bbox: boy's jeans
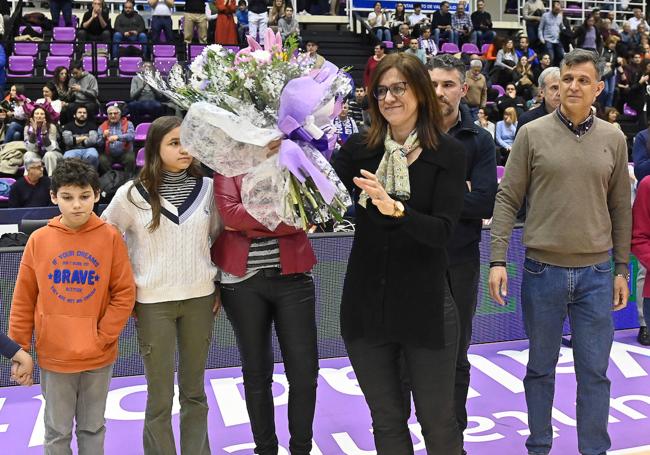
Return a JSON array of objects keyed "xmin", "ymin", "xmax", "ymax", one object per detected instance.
[
  {"xmin": 521, "ymin": 258, "xmax": 614, "ymax": 455},
  {"xmin": 41, "ymin": 364, "xmax": 114, "ymax": 455}
]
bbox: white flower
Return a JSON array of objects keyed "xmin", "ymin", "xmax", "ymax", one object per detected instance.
[
  {"xmin": 250, "ymin": 50, "xmax": 272, "ymax": 65},
  {"xmin": 206, "ymin": 44, "xmax": 226, "ymax": 56}
]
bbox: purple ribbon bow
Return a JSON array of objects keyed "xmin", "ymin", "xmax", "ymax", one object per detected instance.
[{"xmin": 278, "ymin": 140, "xmax": 336, "ymax": 204}]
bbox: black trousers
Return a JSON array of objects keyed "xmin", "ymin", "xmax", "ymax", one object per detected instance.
[
  {"xmin": 346, "ymin": 286, "xmax": 462, "ymax": 455},
  {"xmin": 447, "ymin": 258, "xmax": 481, "ymax": 440},
  {"xmin": 220, "ymin": 271, "xmax": 319, "ymax": 455}
]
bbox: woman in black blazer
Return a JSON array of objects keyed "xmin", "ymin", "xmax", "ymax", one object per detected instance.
[{"xmin": 332, "ymin": 52, "xmax": 466, "ymax": 454}]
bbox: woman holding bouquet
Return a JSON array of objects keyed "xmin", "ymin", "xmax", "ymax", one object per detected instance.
[
  {"xmin": 332, "ymin": 53, "xmax": 466, "ymax": 454},
  {"xmin": 212, "ymin": 163, "xmax": 319, "ymax": 455}
]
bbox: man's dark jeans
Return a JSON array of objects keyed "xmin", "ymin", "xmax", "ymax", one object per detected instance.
[{"xmin": 522, "ymin": 258, "xmax": 614, "ymax": 455}]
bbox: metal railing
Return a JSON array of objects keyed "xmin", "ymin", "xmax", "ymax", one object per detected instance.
[{"xmin": 517, "ymin": 0, "xmax": 647, "ymax": 26}]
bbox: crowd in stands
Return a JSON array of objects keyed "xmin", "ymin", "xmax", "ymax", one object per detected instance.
[
  {"xmin": 360, "ymin": 0, "xmax": 650, "ymax": 165},
  {"xmin": 3, "ymin": 0, "xmax": 650, "ymax": 209},
  {"xmin": 15, "ymin": 0, "xmax": 305, "ymax": 52},
  {"xmin": 0, "ymin": 53, "xmax": 153, "ymax": 207}
]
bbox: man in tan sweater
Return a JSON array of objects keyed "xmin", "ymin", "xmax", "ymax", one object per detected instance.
[{"xmin": 488, "ymin": 49, "xmax": 631, "ymax": 455}]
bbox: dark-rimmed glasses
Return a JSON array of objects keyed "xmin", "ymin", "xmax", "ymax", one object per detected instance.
[{"xmin": 373, "ymin": 81, "xmax": 408, "ymax": 100}]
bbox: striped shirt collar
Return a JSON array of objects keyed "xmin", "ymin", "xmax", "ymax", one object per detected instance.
[
  {"xmin": 555, "ymin": 107, "xmax": 595, "ymax": 138},
  {"xmin": 161, "ymin": 169, "xmax": 189, "ymax": 184}
]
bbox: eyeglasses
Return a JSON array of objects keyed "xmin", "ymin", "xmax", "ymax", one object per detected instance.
[{"xmin": 373, "ymin": 81, "xmax": 408, "ymax": 100}]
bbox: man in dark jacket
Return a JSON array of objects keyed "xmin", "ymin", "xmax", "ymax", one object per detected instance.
[
  {"xmin": 112, "ymin": 0, "xmax": 147, "ymax": 58},
  {"xmin": 78, "ymin": 0, "xmax": 111, "ymax": 43},
  {"xmin": 8, "ymin": 156, "xmax": 52, "ymax": 208},
  {"xmin": 427, "ymin": 54, "xmax": 497, "ymax": 455}
]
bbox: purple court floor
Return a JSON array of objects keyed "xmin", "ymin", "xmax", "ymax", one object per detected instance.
[{"xmin": 1, "ymin": 329, "xmax": 649, "ymax": 454}]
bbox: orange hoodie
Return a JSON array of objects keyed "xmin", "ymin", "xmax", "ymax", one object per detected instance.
[{"xmin": 9, "ymin": 213, "xmax": 136, "ymax": 373}]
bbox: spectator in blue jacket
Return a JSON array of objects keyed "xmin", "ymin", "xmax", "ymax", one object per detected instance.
[
  {"xmin": 0, "ymin": 44, "xmax": 6, "ymax": 96},
  {"xmin": 633, "ymin": 128, "xmax": 650, "ymax": 184},
  {"xmin": 1, "ymin": 332, "xmax": 34, "ymax": 386},
  {"xmin": 496, "ymin": 106, "xmax": 517, "ymax": 164}
]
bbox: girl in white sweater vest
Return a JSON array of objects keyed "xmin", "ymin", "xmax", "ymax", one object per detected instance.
[{"xmin": 102, "ymin": 116, "xmax": 221, "ymax": 455}]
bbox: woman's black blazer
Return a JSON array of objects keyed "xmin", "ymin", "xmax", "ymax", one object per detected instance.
[{"xmin": 332, "ymin": 132, "xmax": 467, "ymax": 350}]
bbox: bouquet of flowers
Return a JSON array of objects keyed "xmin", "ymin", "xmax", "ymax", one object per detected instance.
[{"xmin": 139, "ymin": 30, "xmax": 352, "ymax": 230}]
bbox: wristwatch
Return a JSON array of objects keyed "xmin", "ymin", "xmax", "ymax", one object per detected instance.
[{"xmin": 391, "ymin": 200, "xmax": 405, "ymax": 218}]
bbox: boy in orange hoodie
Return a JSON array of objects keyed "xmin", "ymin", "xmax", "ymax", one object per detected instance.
[{"xmin": 9, "ymin": 158, "xmax": 136, "ymax": 454}]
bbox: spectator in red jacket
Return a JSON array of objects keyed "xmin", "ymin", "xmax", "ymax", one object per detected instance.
[{"xmin": 363, "ymin": 42, "xmax": 387, "ymax": 90}]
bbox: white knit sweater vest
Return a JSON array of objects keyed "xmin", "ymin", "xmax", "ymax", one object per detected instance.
[{"xmin": 101, "ymin": 177, "xmax": 221, "ymax": 303}]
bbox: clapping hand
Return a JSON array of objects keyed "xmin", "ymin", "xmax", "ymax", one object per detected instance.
[{"xmin": 353, "ymin": 169, "xmax": 395, "ymax": 215}]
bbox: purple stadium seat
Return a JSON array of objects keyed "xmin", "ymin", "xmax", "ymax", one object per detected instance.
[
  {"xmin": 382, "ymin": 40, "xmax": 393, "ymax": 49},
  {"xmin": 13, "ymin": 42, "xmax": 39, "ymax": 56},
  {"xmin": 461, "ymin": 43, "xmax": 480, "ymax": 55},
  {"xmin": 153, "ymin": 44, "xmax": 176, "ymax": 57},
  {"xmin": 440, "ymin": 42, "xmax": 460, "ymax": 54},
  {"xmin": 154, "ymin": 57, "xmax": 178, "ymax": 75},
  {"xmin": 45, "ymin": 56, "xmax": 72, "ymax": 76},
  {"xmin": 53, "ymin": 27, "xmax": 76, "ymax": 42},
  {"xmin": 188, "ymin": 44, "xmax": 207, "ymax": 60},
  {"xmin": 83, "ymin": 56, "xmax": 109, "ymax": 77},
  {"xmin": 134, "ymin": 123, "xmax": 151, "ymax": 142},
  {"xmin": 480, "ymin": 43, "xmax": 491, "ymax": 54},
  {"xmin": 492, "ymin": 84, "xmax": 506, "ymax": 97},
  {"xmin": 120, "ymin": 43, "xmax": 143, "ymax": 52},
  {"xmin": 624, "ymin": 103, "xmax": 638, "ymax": 117},
  {"xmin": 84, "ymin": 43, "xmax": 109, "ymax": 55},
  {"xmin": 19, "ymin": 25, "xmax": 42, "ymax": 35},
  {"xmin": 0, "ymin": 178, "xmax": 16, "ymax": 202},
  {"xmin": 118, "ymin": 57, "xmax": 143, "ymax": 77},
  {"xmin": 563, "ymin": 2, "xmax": 582, "ymax": 16},
  {"xmin": 49, "ymin": 43, "xmax": 74, "ymax": 56},
  {"xmin": 136, "ymin": 147, "xmax": 145, "ymax": 168},
  {"xmin": 496, "ymin": 166, "xmax": 505, "ymax": 182},
  {"xmin": 7, "ymin": 56, "xmax": 35, "ymax": 77}
]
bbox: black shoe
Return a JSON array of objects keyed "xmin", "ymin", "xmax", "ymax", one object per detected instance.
[{"xmin": 638, "ymin": 327, "xmax": 650, "ymax": 346}]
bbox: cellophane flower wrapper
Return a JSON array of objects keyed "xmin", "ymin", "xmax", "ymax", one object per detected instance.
[{"xmin": 139, "ymin": 34, "xmax": 352, "ymax": 230}]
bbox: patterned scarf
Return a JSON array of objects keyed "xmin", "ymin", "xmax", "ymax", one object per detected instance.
[{"xmin": 359, "ymin": 127, "xmax": 419, "ymax": 208}]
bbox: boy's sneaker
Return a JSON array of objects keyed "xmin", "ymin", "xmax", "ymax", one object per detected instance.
[{"xmin": 638, "ymin": 326, "xmax": 650, "ymax": 346}]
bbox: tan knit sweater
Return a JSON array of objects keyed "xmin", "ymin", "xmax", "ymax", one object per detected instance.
[{"xmin": 490, "ymin": 112, "xmax": 631, "ymax": 273}]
